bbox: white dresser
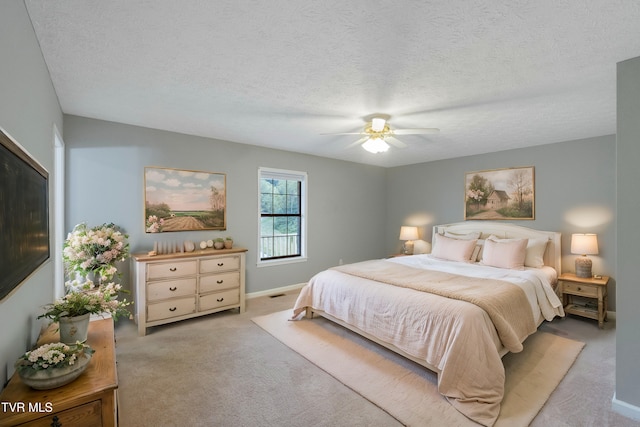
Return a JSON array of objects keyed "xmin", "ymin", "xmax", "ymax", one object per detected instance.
[{"xmin": 131, "ymin": 247, "xmax": 247, "ymax": 336}]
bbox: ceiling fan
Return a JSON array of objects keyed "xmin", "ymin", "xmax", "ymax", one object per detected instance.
[{"xmin": 325, "ymin": 116, "xmax": 440, "ymax": 153}]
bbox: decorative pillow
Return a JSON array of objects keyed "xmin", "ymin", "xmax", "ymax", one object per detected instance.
[
  {"xmin": 481, "ymin": 236, "xmax": 528, "ymax": 270},
  {"xmin": 525, "ymin": 238, "xmax": 548, "ymax": 268},
  {"xmin": 444, "ymin": 230, "xmax": 481, "ymax": 240},
  {"xmin": 470, "ymin": 244, "xmax": 482, "ymax": 262},
  {"xmin": 412, "ymin": 240, "xmax": 432, "ymax": 255},
  {"xmin": 432, "ymin": 234, "xmax": 478, "ymax": 262}
]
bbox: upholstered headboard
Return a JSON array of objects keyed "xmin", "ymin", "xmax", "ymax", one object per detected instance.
[{"xmin": 433, "ymin": 221, "xmax": 562, "ymax": 275}]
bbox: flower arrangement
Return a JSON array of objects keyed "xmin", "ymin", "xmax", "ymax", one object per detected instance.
[
  {"xmin": 146, "ymin": 215, "xmax": 165, "ymax": 233},
  {"xmin": 39, "ymin": 279, "xmax": 132, "ymax": 323},
  {"xmin": 62, "ymin": 222, "xmax": 130, "ymax": 280},
  {"xmin": 15, "ymin": 342, "xmax": 94, "ymax": 373}
]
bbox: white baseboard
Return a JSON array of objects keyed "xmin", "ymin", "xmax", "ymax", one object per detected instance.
[
  {"xmin": 247, "ymin": 283, "xmax": 306, "ymax": 299},
  {"xmin": 612, "ymin": 393, "xmax": 640, "ymax": 421}
]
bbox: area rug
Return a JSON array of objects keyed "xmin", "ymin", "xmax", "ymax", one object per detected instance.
[{"xmin": 253, "ymin": 310, "xmax": 585, "ymax": 427}]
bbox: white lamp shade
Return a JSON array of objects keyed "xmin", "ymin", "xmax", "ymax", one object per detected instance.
[
  {"xmin": 399, "ymin": 226, "xmax": 419, "ymax": 241},
  {"xmin": 362, "ymin": 137, "xmax": 390, "ymax": 153},
  {"xmin": 571, "ymin": 233, "xmax": 598, "ymax": 255}
]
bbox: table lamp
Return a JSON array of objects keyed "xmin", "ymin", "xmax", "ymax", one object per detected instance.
[
  {"xmin": 571, "ymin": 233, "xmax": 598, "ymax": 278},
  {"xmin": 399, "ymin": 226, "xmax": 419, "ymax": 255}
]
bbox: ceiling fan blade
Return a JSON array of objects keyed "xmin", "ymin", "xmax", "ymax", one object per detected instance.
[
  {"xmin": 345, "ymin": 136, "xmax": 369, "ymax": 150},
  {"xmin": 386, "ymin": 136, "xmax": 407, "ymax": 149},
  {"xmin": 392, "ymin": 128, "xmax": 440, "ymax": 135},
  {"xmin": 320, "ymin": 132, "xmax": 366, "ymax": 136}
]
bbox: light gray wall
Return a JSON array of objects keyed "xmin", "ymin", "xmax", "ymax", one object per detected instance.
[
  {"xmin": 386, "ymin": 135, "xmax": 617, "ymax": 308},
  {"xmin": 0, "ymin": 1, "xmax": 63, "ymax": 387},
  {"xmin": 616, "ymin": 56, "xmax": 640, "ymax": 412},
  {"xmin": 63, "ymin": 115, "xmax": 388, "ymax": 295}
]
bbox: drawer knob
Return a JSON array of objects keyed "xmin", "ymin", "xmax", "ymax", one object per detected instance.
[
  {"xmin": 217, "ymin": 280, "xmax": 224, "ymax": 284},
  {"xmin": 169, "ymin": 307, "xmax": 177, "ymax": 312},
  {"xmin": 217, "ymin": 297, "xmax": 224, "ymax": 302},
  {"xmin": 217, "ymin": 263, "xmax": 224, "ymax": 267},
  {"xmin": 169, "ymin": 267, "xmax": 177, "ymax": 272},
  {"xmin": 577, "ymin": 286, "xmax": 582, "ymax": 291},
  {"xmin": 169, "ymin": 286, "xmax": 177, "ymax": 291}
]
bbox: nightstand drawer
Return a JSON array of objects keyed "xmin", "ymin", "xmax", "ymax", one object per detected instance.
[
  {"xmin": 21, "ymin": 400, "xmax": 102, "ymax": 427},
  {"xmin": 562, "ymin": 281, "xmax": 598, "ymax": 297}
]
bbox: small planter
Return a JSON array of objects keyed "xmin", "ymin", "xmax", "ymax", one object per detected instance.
[
  {"xmin": 18, "ymin": 351, "xmax": 92, "ymax": 390},
  {"xmin": 224, "ymin": 239, "xmax": 233, "ymax": 249},
  {"xmin": 213, "ymin": 240, "xmax": 225, "ymax": 249},
  {"xmin": 58, "ymin": 313, "xmax": 90, "ymax": 344}
]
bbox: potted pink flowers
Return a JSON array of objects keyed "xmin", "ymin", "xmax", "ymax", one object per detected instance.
[{"xmin": 39, "ymin": 279, "xmax": 132, "ymax": 344}]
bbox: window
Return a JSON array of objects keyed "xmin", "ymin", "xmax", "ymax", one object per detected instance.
[{"xmin": 258, "ymin": 168, "xmax": 307, "ymax": 265}]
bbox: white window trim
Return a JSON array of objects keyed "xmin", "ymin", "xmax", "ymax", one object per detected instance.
[{"xmin": 257, "ymin": 167, "xmax": 307, "ymax": 267}]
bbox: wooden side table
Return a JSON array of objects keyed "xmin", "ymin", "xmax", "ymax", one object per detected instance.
[
  {"xmin": 0, "ymin": 318, "xmax": 118, "ymax": 426},
  {"xmin": 559, "ymin": 272, "xmax": 609, "ymax": 328}
]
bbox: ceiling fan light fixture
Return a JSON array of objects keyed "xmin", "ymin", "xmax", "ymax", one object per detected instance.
[
  {"xmin": 371, "ymin": 117, "xmax": 386, "ymax": 132},
  {"xmin": 362, "ymin": 137, "xmax": 390, "ymax": 153}
]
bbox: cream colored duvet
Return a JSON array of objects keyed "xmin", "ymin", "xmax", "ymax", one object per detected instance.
[{"xmin": 292, "ymin": 255, "xmax": 564, "ymax": 426}]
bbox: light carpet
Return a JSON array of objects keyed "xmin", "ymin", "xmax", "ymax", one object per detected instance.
[{"xmin": 253, "ymin": 310, "xmax": 585, "ymax": 427}]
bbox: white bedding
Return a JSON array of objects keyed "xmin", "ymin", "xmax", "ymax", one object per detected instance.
[
  {"xmin": 388, "ymin": 254, "xmax": 564, "ymax": 324},
  {"xmin": 292, "ymin": 255, "xmax": 564, "ymax": 426}
]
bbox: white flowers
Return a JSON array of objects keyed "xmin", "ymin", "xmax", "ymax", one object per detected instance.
[
  {"xmin": 63, "ymin": 223, "xmax": 130, "ymax": 280},
  {"xmin": 16, "ymin": 342, "xmax": 93, "ymax": 373},
  {"xmin": 27, "ymin": 343, "xmax": 74, "ymax": 368}
]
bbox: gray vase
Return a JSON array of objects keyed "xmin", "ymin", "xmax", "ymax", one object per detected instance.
[{"xmin": 58, "ymin": 313, "xmax": 90, "ymax": 344}]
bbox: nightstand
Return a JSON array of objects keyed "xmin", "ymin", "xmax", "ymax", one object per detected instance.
[{"xmin": 559, "ymin": 273, "xmax": 609, "ymax": 328}]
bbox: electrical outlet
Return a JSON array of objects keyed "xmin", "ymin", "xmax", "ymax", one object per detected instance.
[{"xmin": 339, "ymin": 259, "xmax": 344, "ymax": 265}]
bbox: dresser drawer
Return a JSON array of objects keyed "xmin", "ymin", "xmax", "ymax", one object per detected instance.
[
  {"xmin": 562, "ymin": 281, "xmax": 599, "ymax": 297},
  {"xmin": 148, "ymin": 260, "xmax": 197, "ymax": 280},
  {"xmin": 147, "ymin": 296, "xmax": 196, "ymax": 321},
  {"xmin": 199, "ymin": 289, "xmax": 240, "ymax": 311},
  {"xmin": 19, "ymin": 399, "xmax": 102, "ymax": 427},
  {"xmin": 200, "ymin": 272, "xmax": 240, "ymax": 293},
  {"xmin": 200, "ymin": 256, "xmax": 240, "ymax": 273},
  {"xmin": 147, "ymin": 278, "xmax": 197, "ymax": 301}
]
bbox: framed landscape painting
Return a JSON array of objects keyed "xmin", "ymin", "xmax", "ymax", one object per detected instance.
[
  {"xmin": 464, "ymin": 166, "xmax": 535, "ymax": 220},
  {"xmin": 144, "ymin": 166, "xmax": 226, "ymax": 232}
]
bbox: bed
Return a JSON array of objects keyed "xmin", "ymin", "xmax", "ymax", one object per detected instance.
[{"xmin": 291, "ymin": 221, "xmax": 565, "ymax": 426}]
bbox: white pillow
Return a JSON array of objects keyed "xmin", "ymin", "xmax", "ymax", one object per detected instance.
[
  {"xmin": 442, "ymin": 231, "xmax": 482, "ymax": 261},
  {"xmin": 481, "ymin": 236, "xmax": 528, "ymax": 270},
  {"xmin": 444, "ymin": 230, "xmax": 481, "ymax": 240},
  {"xmin": 412, "ymin": 240, "xmax": 432, "ymax": 255},
  {"xmin": 432, "ymin": 234, "xmax": 478, "ymax": 262},
  {"xmin": 525, "ymin": 238, "xmax": 548, "ymax": 268}
]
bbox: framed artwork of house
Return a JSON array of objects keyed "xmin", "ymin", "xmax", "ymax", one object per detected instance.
[{"xmin": 464, "ymin": 166, "xmax": 535, "ymax": 220}]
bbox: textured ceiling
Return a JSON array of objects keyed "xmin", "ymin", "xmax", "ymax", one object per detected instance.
[{"xmin": 24, "ymin": 0, "xmax": 640, "ymax": 167}]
